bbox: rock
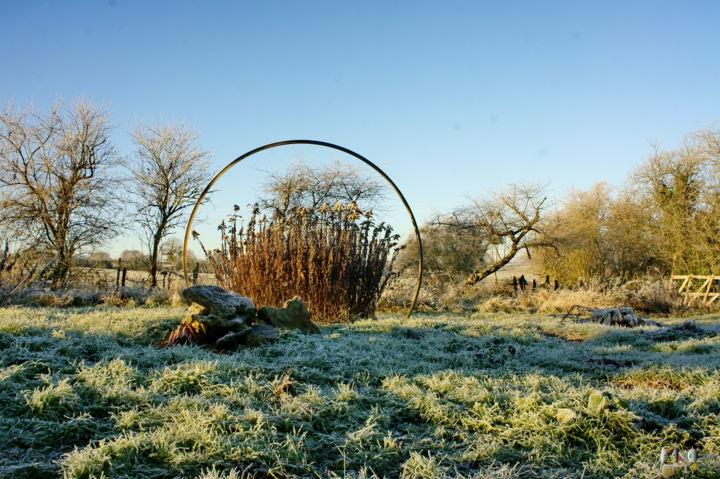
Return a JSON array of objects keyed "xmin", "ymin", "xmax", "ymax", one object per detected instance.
[
  {"xmin": 216, "ymin": 324, "xmax": 278, "ymax": 349},
  {"xmin": 585, "ymin": 306, "xmax": 661, "ymax": 328},
  {"xmin": 246, "ymin": 324, "xmax": 280, "ymax": 346},
  {"xmin": 165, "ymin": 287, "xmax": 308, "ymax": 350},
  {"xmin": 180, "ymin": 314, "xmax": 250, "ymax": 344},
  {"xmin": 257, "ymin": 297, "xmax": 320, "ymax": 334},
  {"xmin": 194, "ymin": 315, "xmax": 251, "ymax": 331},
  {"xmin": 215, "ymin": 327, "xmax": 253, "ymax": 349},
  {"xmin": 181, "ymin": 285, "xmax": 255, "ymax": 318},
  {"xmin": 593, "ymin": 308, "xmax": 612, "ymax": 324}
]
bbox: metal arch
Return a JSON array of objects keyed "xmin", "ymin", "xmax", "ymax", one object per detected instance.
[{"xmin": 182, "ymin": 140, "xmax": 424, "ymax": 318}]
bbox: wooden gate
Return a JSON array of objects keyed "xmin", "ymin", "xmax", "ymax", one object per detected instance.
[{"xmin": 670, "ymin": 275, "xmax": 720, "ymax": 305}]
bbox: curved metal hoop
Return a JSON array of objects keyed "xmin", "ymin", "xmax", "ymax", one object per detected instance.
[{"xmin": 183, "ymin": 140, "xmax": 424, "ymax": 317}]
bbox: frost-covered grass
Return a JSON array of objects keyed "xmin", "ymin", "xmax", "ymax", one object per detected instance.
[{"xmin": 1, "ymin": 307, "xmax": 720, "ymax": 478}]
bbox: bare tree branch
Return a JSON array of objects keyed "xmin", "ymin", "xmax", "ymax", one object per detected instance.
[
  {"xmin": 0, "ymin": 102, "xmax": 122, "ymax": 289},
  {"xmin": 428, "ymin": 184, "xmax": 553, "ymax": 285},
  {"xmin": 125, "ymin": 122, "xmax": 211, "ymax": 287},
  {"xmin": 259, "ymin": 159, "xmax": 386, "ymax": 217}
]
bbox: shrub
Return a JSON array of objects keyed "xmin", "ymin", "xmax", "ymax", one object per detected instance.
[
  {"xmin": 198, "ymin": 203, "xmax": 400, "ymax": 323},
  {"xmin": 0, "ymin": 240, "xmax": 52, "ymax": 305}
]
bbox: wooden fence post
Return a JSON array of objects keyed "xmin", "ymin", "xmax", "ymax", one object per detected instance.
[
  {"xmin": 116, "ymin": 258, "xmax": 122, "ymax": 287},
  {"xmin": 192, "ymin": 263, "xmax": 199, "ymax": 285}
]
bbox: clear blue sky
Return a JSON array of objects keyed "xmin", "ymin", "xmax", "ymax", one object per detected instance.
[{"xmin": 2, "ymin": 1, "xmax": 719, "ymax": 255}]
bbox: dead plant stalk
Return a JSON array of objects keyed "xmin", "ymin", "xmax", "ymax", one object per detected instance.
[{"xmin": 197, "ymin": 203, "xmax": 399, "ymax": 323}]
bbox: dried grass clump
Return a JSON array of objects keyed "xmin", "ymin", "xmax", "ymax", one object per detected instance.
[
  {"xmin": 199, "ymin": 203, "xmax": 400, "ymax": 323},
  {"xmin": 477, "ymin": 285, "xmax": 693, "ymax": 316},
  {"xmin": 534, "ymin": 287, "xmax": 621, "ymax": 314},
  {"xmin": 0, "ymin": 285, "xmax": 179, "ymax": 308},
  {"xmin": 0, "ymin": 240, "xmax": 53, "ymax": 305},
  {"xmin": 624, "ymin": 280, "xmax": 687, "ymax": 315},
  {"xmin": 475, "ymin": 296, "xmax": 516, "ymax": 313},
  {"xmin": 382, "ymin": 273, "xmax": 702, "ymax": 317}
]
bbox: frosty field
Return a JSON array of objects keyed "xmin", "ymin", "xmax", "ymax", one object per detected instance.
[{"xmin": 1, "ymin": 307, "xmax": 719, "ymax": 478}]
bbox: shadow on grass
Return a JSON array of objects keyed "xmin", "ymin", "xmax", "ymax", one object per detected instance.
[{"xmin": 1, "ymin": 308, "xmax": 719, "ymax": 478}]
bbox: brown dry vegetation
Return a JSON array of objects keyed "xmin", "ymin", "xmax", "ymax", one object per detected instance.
[
  {"xmin": 199, "ymin": 203, "xmax": 399, "ymax": 323},
  {"xmin": 380, "ymin": 273, "xmax": 710, "ymax": 317}
]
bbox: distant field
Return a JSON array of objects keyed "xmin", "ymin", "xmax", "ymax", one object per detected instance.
[
  {"xmin": 1, "ymin": 308, "xmax": 719, "ymax": 478},
  {"xmin": 489, "ymin": 256, "xmax": 540, "ymax": 283},
  {"xmin": 75, "ymin": 267, "xmax": 218, "ymax": 288}
]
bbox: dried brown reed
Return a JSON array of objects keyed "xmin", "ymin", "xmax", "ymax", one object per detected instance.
[{"xmin": 197, "ymin": 203, "xmax": 400, "ymax": 323}]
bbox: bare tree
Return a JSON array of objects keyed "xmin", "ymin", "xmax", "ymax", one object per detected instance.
[
  {"xmin": 260, "ymin": 160, "xmax": 387, "ymax": 217},
  {"xmin": 432, "ymin": 184, "xmax": 553, "ymax": 285},
  {"xmin": 126, "ymin": 123, "xmax": 211, "ymax": 287},
  {"xmin": 0, "ymin": 102, "xmax": 121, "ymax": 289}
]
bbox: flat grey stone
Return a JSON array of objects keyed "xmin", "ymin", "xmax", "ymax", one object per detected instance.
[{"xmin": 181, "ymin": 285, "xmax": 255, "ymax": 318}]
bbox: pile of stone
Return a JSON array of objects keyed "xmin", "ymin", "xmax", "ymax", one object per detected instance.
[
  {"xmin": 565, "ymin": 305, "xmax": 662, "ymax": 327},
  {"xmin": 165, "ymin": 285, "xmax": 320, "ymax": 350},
  {"xmin": 589, "ymin": 307, "xmax": 662, "ymax": 327}
]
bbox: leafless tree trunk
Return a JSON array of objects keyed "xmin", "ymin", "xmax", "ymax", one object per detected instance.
[
  {"xmin": 0, "ymin": 102, "xmax": 121, "ymax": 289},
  {"xmin": 432, "ymin": 184, "xmax": 554, "ymax": 285},
  {"xmin": 126, "ymin": 123, "xmax": 211, "ymax": 287}
]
